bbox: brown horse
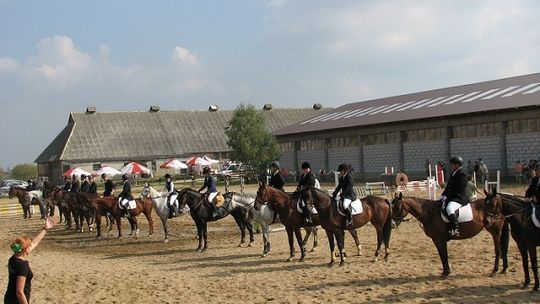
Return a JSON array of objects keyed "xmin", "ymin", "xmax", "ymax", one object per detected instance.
[
  {"xmin": 391, "ymin": 193, "xmax": 509, "ymax": 277},
  {"xmin": 93, "ymin": 196, "xmax": 154, "ymax": 238},
  {"xmin": 255, "ymin": 184, "xmax": 362, "ymax": 262},
  {"xmin": 302, "ymin": 188, "xmax": 392, "ymax": 267},
  {"xmin": 484, "ymin": 189, "xmax": 539, "ymax": 290}
]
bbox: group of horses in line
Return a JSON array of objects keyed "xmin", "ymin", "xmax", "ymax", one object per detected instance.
[{"xmin": 6, "ymin": 182, "xmax": 540, "ymax": 291}]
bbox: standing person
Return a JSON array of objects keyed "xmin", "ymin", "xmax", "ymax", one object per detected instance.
[
  {"xmin": 88, "ymin": 175, "xmax": 97, "ymax": 195},
  {"xmin": 268, "ymin": 162, "xmax": 285, "ymax": 191},
  {"xmin": 474, "ymin": 161, "xmax": 480, "ymax": 182},
  {"xmin": 332, "ymin": 163, "xmax": 356, "ymax": 227},
  {"xmin": 514, "ymin": 161, "xmax": 523, "ymax": 183},
  {"xmin": 466, "ymin": 160, "xmax": 474, "ymax": 178},
  {"xmin": 4, "ymin": 217, "xmax": 57, "ymax": 304},
  {"xmin": 164, "ymin": 173, "xmax": 178, "ymax": 219},
  {"xmin": 80, "ymin": 174, "xmax": 90, "ymax": 193},
  {"xmin": 295, "ymin": 161, "xmax": 316, "ymax": 223},
  {"xmin": 480, "ymin": 161, "xmax": 489, "ymax": 184},
  {"xmin": 425, "ymin": 159, "xmax": 431, "ymax": 178},
  {"xmin": 118, "ymin": 174, "xmax": 133, "ymax": 218},
  {"xmin": 465, "ymin": 175, "xmax": 477, "ymax": 202},
  {"xmin": 101, "ymin": 174, "xmax": 115, "ymax": 197},
  {"xmin": 70, "ymin": 175, "xmax": 80, "ymax": 193},
  {"xmin": 198, "ymin": 167, "xmax": 219, "ymax": 219},
  {"xmin": 440, "ymin": 156, "xmax": 468, "ymax": 237}
]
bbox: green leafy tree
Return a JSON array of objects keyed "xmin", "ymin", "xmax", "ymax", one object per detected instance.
[
  {"xmin": 225, "ymin": 103, "xmax": 280, "ymax": 171},
  {"xmin": 10, "ymin": 163, "xmax": 37, "ymax": 180},
  {"xmin": 0, "ymin": 167, "xmax": 5, "ymax": 180}
]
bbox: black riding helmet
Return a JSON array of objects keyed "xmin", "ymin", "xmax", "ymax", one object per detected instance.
[
  {"xmin": 449, "ymin": 156, "xmax": 464, "ymax": 166},
  {"xmin": 270, "ymin": 161, "xmax": 280, "ymax": 169},
  {"xmin": 101, "ymin": 173, "xmax": 107, "ymax": 179},
  {"xmin": 164, "ymin": 173, "xmax": 171, "ymax": 179},
  {"xmin": 337, "ymin": 163, "xmax": 349, "ymax": 172},
  {"xmin": 301, "ymin": 162, "xmax": 311, "ymax": 169},
  {"xmin": 202, "ymin": 167, "xmax": 211, "ymax": 174},
  {"xmin": 122, "ymin": 174, "xmax": 129, "ymax": 181}
]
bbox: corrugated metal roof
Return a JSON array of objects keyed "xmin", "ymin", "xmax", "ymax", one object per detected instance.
[
  {"xmin": 35, "ymin": 108, "xmax": 329, "ymax": 163},
  {"xmin": 274, "ymin": 72, "xmax": 540, "ymax": 136}
]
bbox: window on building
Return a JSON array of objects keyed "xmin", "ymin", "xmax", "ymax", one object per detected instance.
[
  {"xmin": 299, "ymin": 139, "xmax": 324, "ymax": 150},
  {"xmin": 151, "ymin": 161, "xmax": 157, "ymax": 171},
  {"xmin": 92, "ymin": 163, "xmax": 101, "ymax": 171},
  {"xmin": 452, "ymin": 123, "xmax": 498, "ymax": 138},
  {"xmin": 329, "ymin": 136, "xmax": 358, "ymax": 148},
  {"xmin": 507, "ymin": 118, "xmax": 540, "ymax": 134},
  {"xmin": 405, "ymin": 128, "xmax": 445, "ymax": 142},
  {"xmin": 364, "ymin": 132, "xmax": 398, "ymax": 145},
  {"xmin": 280, "ymin": 142, "xmax": 295, "ymax": 153}
]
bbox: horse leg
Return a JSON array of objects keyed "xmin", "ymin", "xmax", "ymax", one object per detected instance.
[
  {"xmin": 517, "ymin": 242, "xmax": 531, "ymax": 289},
  {"xmin": 337, "ymin": 230, "xmax": 347, "ymax": 267},
  {"xmin": 529, "ymin": 246, "xmax": 539, "ymax": 291},
  {"xmin": 202, "ymin": 222, "xmax": 208, "ymax": 252},
  {"xmin": 246, "ymin": 220, "xmax": 254, "ymax": 247},
  {"xmin": 434, "ymin": 239, "xmax": 451, "ymax": 277},
  {"xmin": 325, "ymin": 230, "xmax": 336, "ymax": 267},
  {"xmin": 196, "ymin": 222, "xmax": 203, "ymax": 252},
  {"xmin": 312, "ymin": 227, "xmax": 319, "ymax": 251},
  {"xmin": 95, "ymin": 213, "xmax": 102, "ymax": 238},
  {"xmin": 286, "ymin": 227, "xmax": 295, "ymax": 262},
  {"xmin": 116, "ymin": 216, "xmax": 123, "ymax": 239},
  {"xmin": 500, "ymin": 222, "xmax": 510, "ymax": 274},
  {"xmin": 382, "ymin": 212, "xmax": 393, "ymax": 261},
  {"xmin": 302, "ymin": 227, "xmax": 311, "ymax": 247},
  {"xmin": 373, "ymin": 225, "xmax": 384, "ymax": 262},
  {"xmin": 348, "ymin": 229, "xmax": 362, "ymax": 256},
  {"xmin": 489, "ymin": 229, "xmax": 502, "ymax": 277},
  {"xmin": 294, "ymin": 228, "xmax": 306, "ymax": 262},
  {"xmin": 39, "ymin": 199, "xmax": 46, "ymax": 219},
  {"xmin": 145, "ymin": 209, "xmax": 153, "ymax": 236},
  {"xmin": 162, "ymin": 218, "xmax": 169, "ymax": 243},
  {"xmin": 235, "ymin": 215, "xmax": 246, "ymax": 247},
  {"xmin": 261, "ymin": 222, "xmax": 270, "ymax": 257}
]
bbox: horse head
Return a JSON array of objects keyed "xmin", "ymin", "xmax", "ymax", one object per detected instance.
[
  {"xmin": 390, "ymin": 192, "xmax": 408, "ymax": 228},
  {"xmin": 254, "ymin": 183, "xmax": 270, "ymax": 211},
  {"xmin": 140, "ymin": 183, "xmax": 152, "ymax": 199},
  {"xmin": 8, "ymin": 186, "xmax": 16, "ymax": 199}
]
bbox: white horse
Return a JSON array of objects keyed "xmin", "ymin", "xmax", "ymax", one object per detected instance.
[
  {"xmin": 231, "ymin": 192, "xmax": 319, "ymax": 257},
  {"xmin": 141, "ymin": 184, "xmax": 190, "ymax": 243},
  {"xmin": 27, "ymin": 190, "xmax": 47, "ymax": 219}
]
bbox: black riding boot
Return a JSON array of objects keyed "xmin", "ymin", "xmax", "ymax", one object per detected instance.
[
  {"xmin": 344, "ymin": 208, "xmax": 353, "ymax": 228},
  {"xmin": 302, "ymin": 204, "xmax": 312, "ymax": 224},
  {"xmin": 167, "ymin": 198, "xmax": 173, "ymax": 219},
  {"xmin": 447, "ymin": 213, "xmax": 459, "ymax": 237},
  {"xmin": 209, "ymin": 202, "xmax": 219, "ymax": 219}
]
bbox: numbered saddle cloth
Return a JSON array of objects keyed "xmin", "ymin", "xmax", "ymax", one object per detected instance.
[
  {"xmin": 335, "ymin": 198, "xmax": 363, "ymax": 216},
  {"xmin": 296, "ymin": 200, "xmax": 318, "ymax": 214},
  {"xmin": 531, "ymin": 206, "xmax": 540, "ymax": 228},
  {"xmin": 118, "ymin": 200, "xmax": 136, "ymax": 210},
  {"xmin": 440, "ymin": 203, "xmax": 473, "ymax": 223}
]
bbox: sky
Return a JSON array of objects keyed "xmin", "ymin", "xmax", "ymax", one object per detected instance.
[{"xmin": 1, "ymin": 0, "xmax": 540, "ymax": 168}]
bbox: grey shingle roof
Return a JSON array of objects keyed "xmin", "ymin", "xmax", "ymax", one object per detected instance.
[
  {"xmin": 274, "ymin": 72, "xmax": 540, "ymax": 136},
  {"xmin": 35, "ymin": 108, "xmax": 328, "ymax": 163}
]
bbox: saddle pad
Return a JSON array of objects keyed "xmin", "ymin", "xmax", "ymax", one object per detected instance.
[
  {"xmin": 296, "ymin": 200, "xmax": 318, "ymax": 215},
  {"xmin": 118, "ymin": 200, "xmax": 137, "ymax": 210},
  {"xmin": 215, "ymin": 195, "xmax": 225, "ymax": 207},
  {"xmin": 440, "ymin": 203, "xmax": 473, "ymax": 223},
  {"xmin": 532, "ymin": 206, "xmax": 540, "ymax": 228},
  {"xmin": 336, "ymin": 199, "xmax": 363, "ymax": 217}
]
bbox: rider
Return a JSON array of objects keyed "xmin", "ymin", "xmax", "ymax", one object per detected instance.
[
  {"xmin": 296, "ymin": 161, "xmax": 316, "ymax": 224},
  {"xmin": 101, "ymin": 173, "xmax": 115, "ymax": 197},
  {"xmin": 198, "ymin": 167, "xmax": 219, "ymax": 219},
  {"xmin": 118, "ymin": 174, "xmax": 133, "ymax": 218},
  {"xmin": 525, "ymin": 167, "xmax": 540, "ymax": 218},
  {"xmin": 164, "ymin": 173, "xmax": 179, "ymax": 219},
  {"xmin": 268, "ymin": 161, "xmax": 285, "ymax": 191},
  {"xmin": 440, "ymin": 156, "xmax": 468, "ymax": 237},
  {"xmin": 88, "ymin": 175, "xmax": 98, "ymax": 195},
  {"xmin": 80, "ymin": 174, "xmax": 90, "ymax": 193},
  {"xmin": 70, "ymin": 174, "xmax": 80, "ymax": 193},
  {"xmin": 332, "ymin": 163, "xmax": 356, "ymax": 227},
  {"xmin": 62, "ymin": 176, "xmax": 72, "ymax": 192}
]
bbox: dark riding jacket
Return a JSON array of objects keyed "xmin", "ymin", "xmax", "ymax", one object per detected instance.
[
  {"xmin": 63, "ymin": 181, "xmax": 72, "ymax": 192},
  {"xmin": 269, "ymin": 171, "xmax": 285, "ymax": 191},
  {"xmin": 118, "ymin": 180, "xmax": 134, "ymax": 200},
  {"xmin": 296, "ymin": 171, "xmax": 315, "ymax": 191},
  {"xmin": 333, "ymin": 173, "xmax": 356, "ymax": 201},
  {"xmin": 525, "ymin": 176, "xmax": 540, "ymax": 202},
  {"xmin": 103, "ymin": 180, "xmax": 114, "ymax": 197},
  {"xmin": 70, "ymin": 180, "xmax": 80, "ymax": 193},
  {"xmin": 441, "ymin": 168, "xmax": 468, "ymax": 205},
  {"xmin": 88, "ymin": 182, "xmax": 97, "ymax": 194},
  {"xmin": 199, "ymin": 175, "xmax": 217, "ymax": 193},
  {"xmin": 80, "ymin": 180, "xmax": 90, "ymax": 193},
  {"xmin": 165, "ymin": 180, "xmax": 177, "ymax": 196}
]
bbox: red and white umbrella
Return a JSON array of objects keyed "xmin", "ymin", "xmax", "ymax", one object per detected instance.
[
  {"xmin": 120, "ymin": 162, "xmax": 151, "ymax": 175},
  {"xmin": 93, "ymin": 166, "xmax": 122, "ymax": 177},
  {"xmin": 62, "ymin": 167, "xmax": 91, "ymax": 177},
  {"xmin": 202, "ymin": 155, "xmax": 219, "ymax": 164},
  {"xmin": 185, "ymin": 156, "xmax": 211, "ymax": 167},
  {"xmin": 160, "ymin": 159, "xmax": 188, "ymax": 170}
]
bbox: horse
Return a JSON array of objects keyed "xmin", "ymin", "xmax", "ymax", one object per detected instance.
[
  {"xmin": 391, "ymin": 192, "xmax": 509, "ymax": 277},
  {"xmin": 8, "ymin": 186, "xmax": 46, "ymax": 219},
  {"xmin": 255, "ymin": 184, "xmax": 362, "ymax": 262},
  {"xmin": 141, "ymin": 184, "xmax": 190, "ymax": 243},
  {"xmin": 302, "ymin": 188, "xmax": 393, "ymax": 267},
  {"xmin": 93, "ymin": 194, "xmax": 154, "ymax": 239},
  {"xmin": 484, "ymin": 189, "xmax": 539, "ymax": 290},
  {"xmin": 232, "ymin": 191, "xmax": 319, "ymax": 257},
  {"xmin": 176, "ymin": 188, "xmax": 255, "ymax": 252}
]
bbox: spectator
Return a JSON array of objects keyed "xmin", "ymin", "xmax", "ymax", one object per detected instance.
[
  {"xmin": 523, "ymin": 161, "xmax": 530, "ymax": 183},
  {"xmin": 473, "ymin": 161, "xmax": 480, "ymax": 182},
  {"xmin": 514, "ymin": 161, "xmax": 523, "ymax": 183},
  {"xmin": 425, "ymin": 159, "xmax": 431, "ymax": 178},
  {"xmin": 466, "ymin": 160, "xmax": 474, "ymax": 178},
  {"xmin": 480, "ymin": 161, "xmax": 489, "ymax": 184},
  {"xmin": 465, "ymin": 175, "xmax": 478, "ymax": 202}
]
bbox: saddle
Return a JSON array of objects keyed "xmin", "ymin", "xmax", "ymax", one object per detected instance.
[
  {"xmin": 118, "ymin": 199, "xmax": 136, "ymax": 210},
  {"xmin": 296, "ymin": 200, "xmax": 318, "ymax": 215},
  {"xmin": 440, "ymin": 202, "xmax": 473, "ymax": 223},
  {"xmin": 334, "ymin": 197, "xmax": 363, "ymax": 216},
  {"xmin": 531, "ymin": 204, "xmax": 540, "ymax": 228}
]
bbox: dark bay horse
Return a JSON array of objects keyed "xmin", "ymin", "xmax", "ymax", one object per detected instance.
[
  {"xmin": 177, "ymin": 188, "xmax": 254, "ymax": 252},
  {"xmin": 8, "ymin": 186, "xmax": 46, "ymax": 219},
  {"xmin": 484, "ymin": 189, "xmax": 540, "ymax": 290},
  {"xmin": 302, "ymin": 188, "xmax": 392, "ymax": 267},
  {"xmin": 255, "ymin": 184, "xmax": 362, "ymax": 262},
  {"xmin": 93, "ymin": 196, "xmax": 154, "ymax": 238},
  {"xmin": 391, "ymin": 193, "xmax": 509, "ymax": 277}
]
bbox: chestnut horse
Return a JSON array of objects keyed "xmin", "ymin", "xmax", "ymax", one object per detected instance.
[
  {"xmin": 391, "ymin": 193, "xmax": 509, "ymax": 277},
  {"xmin": 255, "ymin": 184, "xmax": 362, "ymax": 263},
  {"xmin": 484, "ymin": 189, "xmax": 539, "ymax": 290},
  {"xmin": 302, "ymin": 188, "xmax": 392, "ymax": 267},
  {"xmin": 93, "ymin": 196, "xmax": 154, "ymax": 238}
]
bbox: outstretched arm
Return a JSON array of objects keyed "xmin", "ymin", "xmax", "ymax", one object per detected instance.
[{"xmin": 28, "ymin": 217, "xmax": 57, "ymax": 254}]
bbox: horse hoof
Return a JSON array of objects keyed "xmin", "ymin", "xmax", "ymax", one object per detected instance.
[
  {"xmin": 286, "ymin": 257, "xmax": 293, "ymax": 262},
  {"xmin": 328, "ymin": 261, "xmax": 335, "ymax": 268},
  {"xmin": 339, "ymin": 261, "xmax": 345, "ymax": 267},
  {"xmin": 247, "ymin": 242, "xmax": 253, "ymax": 247},
  {"xmin": 441, "ymin": 272, "xmax": 450, "ymax": 278},
  {"xmin": 238, "ymin": 243, "xmax": 244, "ymax": 248},
  {"xmin": 489, "ymin": 271, "xmax": 497, "ymax": 277},
  {"xmin": 261, "ymin": 253, "xmax": 268, "ymax": 258},
  {"xmin": 164, "ymin": 239, "xmax": 169, "ymax": 243},
  {"xmin": 201, "ymin": 248, "xmax": 207, "ymax": 253},
  {"xmin": 310, "ymin": 247, "xmax": 316, "ymax": 252},
  {"xmin": 384, "ymin": 255, "xmax": 389, "ymax": 262},
  {"xmin": 522, "ymin": 282, "xmax": 530, "ymax": 289},
  {"xmin": 299, "ymin": 257, "xmax": 305, "ymax": 262}
]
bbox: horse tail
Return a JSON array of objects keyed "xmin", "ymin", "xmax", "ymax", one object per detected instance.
[
  {"xmin": 500, "ymin": 220, "xmax": 510, "ymax": 262},
  {"xmin": 246, "ymin": 208, "xmax": 256, "ymax": 223},
  {"xmin": 382, "ymin": 198, "xmax": 393, "ymax": 245}
]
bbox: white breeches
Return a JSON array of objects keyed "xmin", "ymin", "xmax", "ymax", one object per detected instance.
[
  {"xmin": 445, "ymin": 201, "xmax": 461, "ymax": 215},
  {"xmin": 208, "ymin": 192, "xmax": 218, "ymax": 203},
  {"xmin": 169, "ymin": 193, "xmax": 178, "ymax": 206},
  {"xmin": 119, "ymin": 198, "xmax": 129, "ymax": 209}
]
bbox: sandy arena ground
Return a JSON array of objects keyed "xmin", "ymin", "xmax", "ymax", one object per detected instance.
[{"xmin": 0, "ymin": 184, "xmax": 539, "ymax": 303}]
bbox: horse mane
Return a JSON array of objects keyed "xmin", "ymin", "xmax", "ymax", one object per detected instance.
[{"xmin": 404, "ymin": 196, "xmax": 438, "ymax": 204}]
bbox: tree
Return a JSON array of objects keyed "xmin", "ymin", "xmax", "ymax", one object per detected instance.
[
  {"xmin": 10, "ymin": 163, "xmax": 37, "ymax": 180},
  {"xmin": 225, "ymin": 103, "xmax": 280, "ymax": 171},
  {"xmin": 0, "ymin": 167, "xmax": 5, "ymax": 180}
]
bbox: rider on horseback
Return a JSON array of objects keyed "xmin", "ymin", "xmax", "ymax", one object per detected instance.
[
  {"xmin": 164, "ymin": 173, "xmax": 179, "ymax": 219},
  {"xmin": 333, "ymin": 163, "xmax": 356, "ymax": 228},
  {"xmin": 440, "ymin": 156, "xmax": 468, "ymax": 237},
  {"xmin": 268, "ymin": 161, "xmax": 285, "ymax": 191},
  {"xmin": 63, "ymin": 176, "xmax": 72, "ymax": 192},
  {"xmin": 80, "ymin": 174, "xmax": 90, "ymax": 193},
  {"xmin": 70, "ymin": 174, "xmax": 80, "ymax": 193},
  {"xmin": 198, "ymin": 167, "xmax": 219, "ymax": 219},
  {"xmin": 102, "ymin": 173, "xmax": 115, "ymax": 197},
  {"xmin": 118, "ymin": 174, "xmax": 133, "ymax": 218},
  {"xmin": 88, "ymin": 175, "xmax": 98, "ymax": 195},
  {"xmin": 525, "ymin": 167, "xmax": 540, "ymax": 218},
  {"xmin": 296, "ymin": 161, "xmax": 316, "ymax": 224}
]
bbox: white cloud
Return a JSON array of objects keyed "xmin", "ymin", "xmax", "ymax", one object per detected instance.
[
  {"xmin": 171, "ymin": 46, "xmax": 199, "ymax": 66},
  {"xmin": 0, "ymin": 57, "xmax": 19, "ymax": 73}
]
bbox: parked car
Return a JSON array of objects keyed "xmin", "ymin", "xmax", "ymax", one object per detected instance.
[
  {"xmin": 0, "ymin": 180, "xmax": 28, "ymax": 197},
  {"xmin": 216, "ymin": 163, "xmax": 254, "ymax": 181}
]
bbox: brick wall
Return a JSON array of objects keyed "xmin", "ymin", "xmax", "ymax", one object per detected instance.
[
  {"xmin": 450, "ymin": 136, "xmax": 501, "ymax": 169},
  {"xmin": 297, "ymin": 149, "xmax": 325, "ymax": 172},
  {"xmin": 363, "ymin": 144, "xmax": 400, "ymax": 173},
  {"xmin": 328, "ymin": 146, "xmax": 361, "ymax": 172},
  {"xmin": 506, "ymin": 132, "xmax": 540, "ymax": 168},
  {"xmin": 403, "ymin": 140, "xmax": 447, "ymax": 173}
]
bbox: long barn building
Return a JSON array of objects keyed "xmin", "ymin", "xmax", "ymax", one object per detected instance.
[
  {"xmin": 275, "ymin": 73, "xmax": 540, "ymax": 179},
  {"xmin": 36, "ymin": 105, "xmax": 328, "ymax": 184}
]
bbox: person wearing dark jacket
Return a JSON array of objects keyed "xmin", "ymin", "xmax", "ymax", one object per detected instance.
[
  {"xmin": 118, "ymin": 174, "xmax": 133, "ymax": 218},
  {"xmin": 268, "ymin": 162, "xmax": 285, "ymax": 191},
  {"xmin": 164, "ymin": 173, "xmax": 178, "ymax": 219},
  {"xmin": 198, "ymin": 167, "xmax": 219, "ymax": 219},
  {"xmin": 62, "ymin": 176, "xmax": 72, "ymax": 192},
  {"xmin": 102, "ymin": 174, "xmax": 115, "ymax": 197},
  {"xmin": 80, "ymin": 175, "xmax": 90, "ymax": 193},
  {"xmin": 525, "ymin": 167, "xmax": 540, "ymax": 218},
  {"xmin": 70, "ymin": 175, "xmax": 80, "ymax": 193},
  {"xmin": 333, "ymin": 163, "xmax": 357, "ymax": 227},
  {"xmin": 88, "ymin": 175, "xmax": 98, "ymax": 195},
  {"xmin": 440, "ymin": 156, "xmax": 468, "ymax": 237},
  {"xmin": 296, "ymin": 162, "xmax": 316, "ymax": 223}
]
